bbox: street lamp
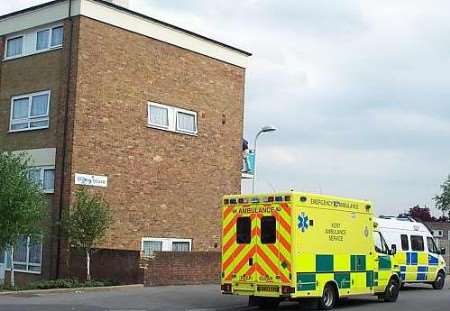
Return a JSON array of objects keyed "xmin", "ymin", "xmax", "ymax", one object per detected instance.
[{"xmin": 252, "ymin": 125, "xmax": 277, "ymax": 194}]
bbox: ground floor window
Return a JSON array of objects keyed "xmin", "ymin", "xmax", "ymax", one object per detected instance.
[
  {"xmin": 0, "ymin": 236, "xmax": 42, "ymax": 274},
  {"xmin": 141, "ymin": 237, "xmax": 192, "ymax": 257}
]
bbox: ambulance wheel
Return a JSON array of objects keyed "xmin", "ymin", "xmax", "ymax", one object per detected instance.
[
  {"xmin": 432, "ymin": 271, "xmax": 445, "ymax": 290},
  {"xmin": 381, "ymin": 277, "xmax": 400, "ymax": 302},
  {"xmin": 318, "ymin": 284, "xmax": 337, "ymax": 310}
]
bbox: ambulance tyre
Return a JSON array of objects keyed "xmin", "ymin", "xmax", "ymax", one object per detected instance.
[
  {"xmin": 432, "ymin": 271, "xmax": 445, "ymax": 290},
  {"xmin": 380, "ymin": 277, "xmax": 400, "ymax": 303},
  {"xmin": 318, "ymin": 283, "xmax": 338, "ymax": 310}
]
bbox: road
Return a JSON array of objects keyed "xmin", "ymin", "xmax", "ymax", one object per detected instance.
[{"xmin": 0, "ymin": 278, "xmax": 449, "ymax": 311}]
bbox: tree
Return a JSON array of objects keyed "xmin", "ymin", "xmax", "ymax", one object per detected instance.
[
  {"xmin": 398, "ymin": 205, "xmax": 434, "ymax": 222},
  {"xmin": 434, "ymin": 175, "xmax": 450, "ymax": 218},
  {"xmin": 0, "ymin": 152, "xmax": 47, "ymax": 287},
  {"xmin": 62, "ymin": 188, "xmax": 112, "ymax": 281}
]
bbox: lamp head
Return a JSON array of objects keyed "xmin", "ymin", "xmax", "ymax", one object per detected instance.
[{"xmin": 261, "ymin": 125, "xmax": 277, "ymax": 133}]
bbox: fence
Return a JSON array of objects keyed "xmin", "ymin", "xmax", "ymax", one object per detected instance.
[{"xmin": 437, "ymin": 240, "xmax": 450, "ymax": 274}]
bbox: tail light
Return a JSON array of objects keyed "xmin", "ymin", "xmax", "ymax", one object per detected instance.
[
  {"xmin": 221, "ymin": 283, "xmax": 232, "ymax": 293},
  {"xmin": 281, "ymin": 285, "xmax": 295, "ymax": 295}
]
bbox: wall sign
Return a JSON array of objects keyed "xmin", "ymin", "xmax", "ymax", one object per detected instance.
[{"xmin": 75, "ymin": 173, "xmax": 108, "ymax": 188}]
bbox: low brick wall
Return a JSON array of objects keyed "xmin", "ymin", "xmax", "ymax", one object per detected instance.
[
  {"xmin": 142, "ymin": 252, "xmax": 221, "ymax": 286},
  {"xmin": 69, "ymin": 248, "xmax": 143, "ymax": 284}
]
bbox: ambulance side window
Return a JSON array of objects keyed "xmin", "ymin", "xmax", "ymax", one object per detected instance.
[
  {"xmin": 427, "ymin": 237, "xmax": 439, "ymax": 254},
  {"xmin": 374, "ymin": 231, "xmax": 388, "ymax": 254},
  {"xmin": 261, "ymin": 216, "xmax": 276, "ymax": 244},
  {"xmin": 401, "ymin": 234, "xmax": 409, "ymax": 251},
  {"xmin": 411, "ymin": 235, "xmax": 424, "ymax": 251},
  {"xmin": 236, "ymin": 217, "xmax": 251, "ymax": 244}
]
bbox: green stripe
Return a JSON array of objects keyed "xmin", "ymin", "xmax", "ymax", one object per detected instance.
[
  {"xmin": 335, "ymin": 272, "xmax": 351, "ymax": 289},
  {"xmin": 297, "ymin": 273, "xmax": 316, "ymax": 291},
  {"xmin": 351, "ymin": 255, "xmax": 366, "ymax": 272},
  {"xmin": 316, "ymin": 255, "xmax": 334, "ymax": 273}
]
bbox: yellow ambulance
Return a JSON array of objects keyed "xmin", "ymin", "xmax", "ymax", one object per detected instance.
[{"xmin": 221, "ymin": 192, "xmax": 400, "ymax": 310}]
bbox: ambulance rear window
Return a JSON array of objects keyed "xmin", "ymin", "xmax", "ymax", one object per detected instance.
[
  {"xmin": 401, "ymin": 234, "xmax": 409, "ymax": 251},
  {"xmin": 261, "ymin": 216, "xmax": 276, "ymax": 244},
  {"xmin": 236, "ymin": 217, "xmax": 251, "ymax": 244}
]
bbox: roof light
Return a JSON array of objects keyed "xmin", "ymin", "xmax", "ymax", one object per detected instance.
[
  {"xmin": 300, "ymin": 196, "xmax": 307, "ymax": 202},
  {"xmin": 229, "ymin": 198, "xmax": 237, "ymax": 205},
  {"xmin": 285, "ymin": 195, "xmax": 291, "ymax": 202},
  {"xmin": 275, "ymin": 196, "xmax": 283, "ymax": 202},
  {"xmin": 224, "ymin": 199, "xmax": 229, "ymax": 205}
]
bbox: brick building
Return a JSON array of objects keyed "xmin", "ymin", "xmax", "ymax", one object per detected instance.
[{"xmin": 0, "ymin": 0, "xmax": 250, "ymax": 284}]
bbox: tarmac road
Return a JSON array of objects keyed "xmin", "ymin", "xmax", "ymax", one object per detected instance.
[{"xmin": 0, "ymin": 277, "xmax": 448, "ymax": 311}]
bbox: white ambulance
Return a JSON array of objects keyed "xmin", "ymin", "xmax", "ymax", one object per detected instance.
[{"xmin": 376, "ymin": 217, "xmax": 447, "ymax": 289}]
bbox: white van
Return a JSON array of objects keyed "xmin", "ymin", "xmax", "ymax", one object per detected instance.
[{"xmin": 376, "ymin": 217, "xmax": 447, "ymax": 289}]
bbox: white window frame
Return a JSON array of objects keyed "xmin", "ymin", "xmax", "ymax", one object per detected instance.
[
  {"xmin": 141, "ymin": 237, "xmax": 192, "ymax": 257},
  {"xmin": 4, "ymin": 23, "xmax": 63, "ymax": 61},
  {"xmin": 5, "ymin": 35, "xmax": 24, "ymax": 59},
  {"xmin": 433, "ymin": 230, "xmax": 444, "ymax": 238},
  {"xmin": 1, "ymin": 236, "xmax": 43, "ymax": 275},
  {"xmin": 35, "ymin": 25, "xmax": 64, "ymax": 52},
  {"xmin": 28, "ymin": 166, "xmax": 55, "ymax": 194},
  {"xmin": 9, "ymin": 90, "xmax": 51, "ymax": 133},
  {"xmin": 147, "ymin": 102, "xmax": 198, "ymax": 136}
]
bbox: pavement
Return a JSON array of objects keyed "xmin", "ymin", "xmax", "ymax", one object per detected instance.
[{"xmin": 0, "ymin": 277, "xmax": 448, "ymax": 311}]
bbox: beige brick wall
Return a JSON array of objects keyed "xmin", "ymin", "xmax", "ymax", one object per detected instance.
[{"xmin": 69, "ymin": 17, "xmax": 245, "ymax": 252}]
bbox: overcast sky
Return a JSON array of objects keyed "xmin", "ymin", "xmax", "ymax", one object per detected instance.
[{"xmin": 3, "ymin": 1, "xmax": 450, "ymax": 216}]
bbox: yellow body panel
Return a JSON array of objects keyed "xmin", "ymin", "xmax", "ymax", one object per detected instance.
[{"xmin": 221, "ymin": 192, "xmax": 399, "ymax": 300}]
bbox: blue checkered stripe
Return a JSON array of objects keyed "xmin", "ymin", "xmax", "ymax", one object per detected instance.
[{"xmin": 406, "ymin": 252, "xmax": 418, "ymax": 265}]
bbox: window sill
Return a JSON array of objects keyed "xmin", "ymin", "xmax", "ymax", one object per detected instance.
[
  {"xmin": 146, "ymin": 124, "xmax": 198, "ymax": 137},
  {"xmin": 9, "ymin": 126, "xmax": 49, "ymax": 134},
  {"xmin": 3, "ymin": 46, "xmax": 63, "ymax": 62}
]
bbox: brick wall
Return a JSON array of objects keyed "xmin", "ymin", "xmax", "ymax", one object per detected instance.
[
  {"xmin": 142, "ymin": 252, "xmax": 221, "ymax": 286},
  {"xmin": 68, "ymin": 248, "xmax": 143, "ymax": 284},
  {"xmin": 67, "ymin": 16, "xmax": 245, "ymax": 253}
]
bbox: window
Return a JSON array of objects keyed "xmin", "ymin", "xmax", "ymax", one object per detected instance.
[
  {"xmin": 28, "ymin": 166, "xmax": 55, "ymax": 193},
  {"xmin": 0, "ymin": 236, "xmax": 42, "ymax": 274},
  {"xmin": 36, "ymin": 26, "xmax": 63, "ymax": 51},
  {"xmin": 261, "ymin": 216, "xmax": 276, "ymax": 244},
  {"xmin": 147, "ymin": 102, "xmax": 198, "ymax": 135},
  {"xmin": 427, "ymin": 237, "xmax": 439, "ymax": 254},
  {"xmin": 6, "ymin": 36, "xmax": 23, "ymax": 58},
  {"xmin": 433, "ymin": 230, "xmax": 444, "ymax": 238},
  {"xmin": 149, "ymin": 104, "xmax": 169, "ymax": 128},
  {"xmin": 448, "ymin": 231, "xmax": 450, "ymax": 241},
  {"xmin": 176, "ymin": 111, "xmax": 197, "ymax": 134},
  {"xmin": 236, "ymin": 217, "xmax": 251, "ymax": 244},
  {"xmin": 142, "ymin": 240, "xmax": 162, "ymax": 256},
  {"xmin": 411, "ymin": 235, "xmax": 425, "ymax": 251},
  {"xmin": 4, "ymin": 24, "xmax": 64, "ymax": 60},
  {"xmin": 141, "ymin": 237, "xmax": 192, "ymax": 257},
  {"xmin": 10, "ymin": 91, "xmax": 50, "ymax": 132},
  {"xmin": 374, "ymin": 231, "xmax": 389, "ymax": 254},
  {"xmin": 401, "ymin": 234, "xmax": 409, "ymax": 251}
]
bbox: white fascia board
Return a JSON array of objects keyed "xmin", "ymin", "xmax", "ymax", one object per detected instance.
[
  {"xmin": 11, "ymin": 148, "xmax": 56, "ymax": 167},
  {"xmin": 0, "ymin": 0, "xmax": 249, "ymax": 67},
  {"xmin": 79, "ymin": 0, "xmax": 249, "ymax": 68},
  {"xmin": 0, "ymin": 0, "xmax": 81, "ymax": 36}
]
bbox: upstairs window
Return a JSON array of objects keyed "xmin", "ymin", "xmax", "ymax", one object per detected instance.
[
  {"xmin": 10, "ymin": 91, "xmax": 50, "ymax": 132},
  {"xmin": 4, "ymin": 24, "xmax": 63, "ymax": 60},
  {"xmin": 28, "ymin": 166, "xmax": 55, "ymax": 193},
  {"xmin": 36, "ymin": 26, "xmax": 63, "ymax": 51},
  {"xmin": 6, "ymin": 36, "xmax": 23, "ymax": 58},
  {"xmin": 147, "ymin": 102, "xmax": 198, "ymax": 135}
]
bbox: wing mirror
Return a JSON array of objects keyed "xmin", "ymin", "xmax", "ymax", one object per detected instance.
[
  {"xmin": 389, "ymin": 244, "xmax": 397, "ymax": 256},
  {"xmin": 440, "ymin": 248, "xmax": 446, "ymax": 255}
]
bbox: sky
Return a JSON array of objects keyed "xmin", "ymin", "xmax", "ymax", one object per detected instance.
[{"xmin": 2, "ymin": 1, "xmax": 450, "ymax": 216}]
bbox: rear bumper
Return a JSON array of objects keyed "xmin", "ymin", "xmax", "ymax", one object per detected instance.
[{"xmin": 221, "ymin": 282, "xmax": 295, "ymax": 298}]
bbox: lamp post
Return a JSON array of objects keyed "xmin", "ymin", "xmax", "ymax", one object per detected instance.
[{"xmin": 252, "ymin": 125, "xmax": 277, "ymax": 194}]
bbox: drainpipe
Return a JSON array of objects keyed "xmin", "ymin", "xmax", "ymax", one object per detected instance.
[{"xmin": 55, "ymin": 0, "xmax": 74, "ymax": 279}]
